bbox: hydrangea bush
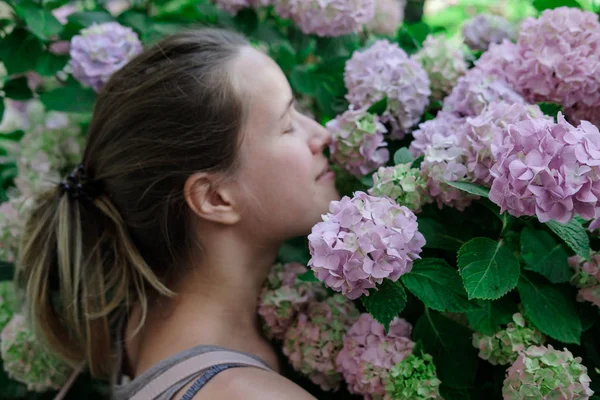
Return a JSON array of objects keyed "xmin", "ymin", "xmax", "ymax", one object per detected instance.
[{"xmin": 1, "ymin": 0, "xmax": 600, "ymax": 398}]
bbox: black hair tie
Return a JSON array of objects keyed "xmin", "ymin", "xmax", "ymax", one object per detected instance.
[{"xmin": 58, "ymin": 163, "xmax": 104, "ymax": 202}]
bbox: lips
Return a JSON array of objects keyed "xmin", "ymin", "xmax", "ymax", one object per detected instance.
[{"xmin": 316, "ymin": 164, "xmax": 331, "ymax": 180}]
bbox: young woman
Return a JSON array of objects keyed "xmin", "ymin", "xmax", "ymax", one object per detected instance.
[{"xmin": 17, "ymin": 28, "xmax": 339, "ymax": 399}]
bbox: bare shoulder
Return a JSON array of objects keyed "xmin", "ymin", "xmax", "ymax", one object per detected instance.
[{"xmin": 174, "ymin": 367, "xmax": 318, "ymax": 400}]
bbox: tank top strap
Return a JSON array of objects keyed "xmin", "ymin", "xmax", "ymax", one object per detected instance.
[{"xmin": 129, "ymin": 350, "xmax": 274, "ymax": 400}]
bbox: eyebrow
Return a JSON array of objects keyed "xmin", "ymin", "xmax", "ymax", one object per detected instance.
[{"xmin": 279, "ymin": 97, "xmax": 295, "ymax": 120}]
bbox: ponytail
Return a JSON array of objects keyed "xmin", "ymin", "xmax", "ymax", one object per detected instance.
[{"xmin": 16, "ymin": 187, "xmax": 174, "ymax": 379}]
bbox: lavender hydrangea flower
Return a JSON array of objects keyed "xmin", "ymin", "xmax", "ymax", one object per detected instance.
[
  {"xmin": 569, "ymin": 254, "xmax": 600, "ymax": 308},
  {"xmin": 258, "ymin": 262, "xmax": 327, "ymax": 340},
  {"xmin": 345, "ymin": 40, "xmax": 431, "ymax": 139},
  {"xmin": 307, "ymin": 192, "xmax": 425, "ymax": 299},
  {"xmin": 472, "ymin": 313, "xmax": 546, "ymax": 366},
  {"xmin": 464, "ymin": 101, "xmax": 551, "ymax": 185},
  {"xmin": 489, "ymin": 114, "xmax": 600, "ymax": 223},
  {"xmin": 442, "ymin": 68, "xmax": 525, "ymax": 117},
  {"xmin": 411, "ymin": 113, "xmax": 477, "ymax": 210},
  {"xmin": 1, "ymin": 315, "xmax": 72, "ymax": 392},
  {"xmin": 462, "ymin": 13, "xmax": 515, "ymax": 52},
  {"xmin": 213, "ymin": 0, "xmax": 271, "ymax": 14},
  {"xmin": 413, "ymin": 35, "xmax": 468, "ymax": 101},
  {"xmin": 511, "ymin": 8, "xmax": 600, "ymax": 111},
  {"xmin": 503, "ymin": 345, "xmax": 594, "ymax": 400},
  {"xmin": 327, "ymin": 108, "xmax": 389, "ymax": 177},
  {"xmin": 336, "ymin": 314, "xmax": 414, "ymax": 398},
  {"xmin": 369, "ymin": 164, "xmax": 430, "ymax": 212},
  {"xmin": 69, "ymin": 22, "xmax": 142, "ymax": 92},
  {"xmin": 366, "ymin": 0, "xmax": 405, "ymax": 36},
  {"xmin": 474, "ymin": 39, "xmax": 520, "ymax": 86},
  {"xmin": 281, "ymin": 0, "xmax": 375, "ymax": 37},
  {"xmin": 283, "ymin": 295, "xmax": 360, "ymax": 391},
  {"xmin": 384, "ymin": 352, "xmax": 442, "ymax": 400}
]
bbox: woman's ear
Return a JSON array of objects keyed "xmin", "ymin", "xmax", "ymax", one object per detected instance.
[{"xmin": 183, "ymin": 172, "xmax": 242, "ymax": 225}]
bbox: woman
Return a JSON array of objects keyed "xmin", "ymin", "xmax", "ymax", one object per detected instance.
[{"xmin": 17, "ymin": 28, "xmax": 339, "ymax": 399}]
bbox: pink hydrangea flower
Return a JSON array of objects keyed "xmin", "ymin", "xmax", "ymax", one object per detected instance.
[
  {"xmin": 283, "ymin": 295, "xmax": 360, "ymax": 391},
  {"xmin": 462, "ymin": 13, "xmax": 515, "ymax": 52},
  {"xmin": 308, "ymin": 192, "xmax": 425, "ymax": 299},
  {"xmin": 490, "ymin": 114, "xmax": 600, "ymax": 223},
  {"xmin": 474, "ymin": 39, "xmax": 520, "ymax": 87},
  {"xmin": 464, "ymin": 101, "xmax": 551, "ymax": 185},
  {"xmin": 503, "ymin": 345, "xmax": 594, "ymax": 400},
  {"xmin": 336, "ymin": 313, "xmax": 414, "ymax": 399},
  {"xmin": 70, "ymin": 22, "xmax": 142, "ymax": 92},
  {"xmin": 366, "ymin": 0, "xmax": 405, "ymax": 36},
  {"xmin": 511, "ymin": 7, "xmax": 600, "ymax": 111},
  {"xmin": 345, "ymin": 40, "xmax": 431, "ymax": 139},
  {"xmin": 409, "ymin": 111, "xmax": 466, "ymax": 158},
  {"xmin": 569, "ymin": 254, "xmax": 600, "ymax": 308},
  {"xmin": 280, "ymin": 0, "xmax": 375, "ymax": 37},
  {"xmin": 327, "ymin": 107, "xmax": 389, "ymax": 177},
  {"xmin": 258, "ymin": 262, "xmax": 327, "ymax": 340},
  {"xmin": 442, "ymin": 68, "xmax": 525, "ymax": 117}
]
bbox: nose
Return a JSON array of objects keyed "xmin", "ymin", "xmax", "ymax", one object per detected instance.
[{"xmin": 304, "ymin": 115, "xmax": 332, "ymax": 154}]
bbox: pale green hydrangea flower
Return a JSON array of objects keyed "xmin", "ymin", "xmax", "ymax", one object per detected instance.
[
  {"xmin": 384, "ymin": 352, "xmax": 442, "ymax": 400},
  {"xmin": 472, "ymin": 313, "xmax": 546, "ymax": 366},
  {"xmin": 369, "ymin": 164, "xmax": 430, "ymax": 212}
]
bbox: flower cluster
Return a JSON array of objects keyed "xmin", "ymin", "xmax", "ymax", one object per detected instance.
[
  {"xmin": 384, "ymin": 352, "xmax": 442, "ymax": 400},
  {"xmin": 366, "ymin": 0, "xmax": 405, "ymax": 36},
  {"xmin": 336, "ymin": 314, "xmax": 414, "ymax": 398},
  {"xmin": 369, "ymin": 164, "xmax": 430, "ymax": 212},
  {"xmin": 462, "ymin": 13, "xmax": 515, "ymax": 52},
  {"xmin": 258, "ymin": 262, "xmax": 327, "ymax": 340},
  {"xmin": 213, "ymin": 0, "xmax": 272, "ymax": 14},
  {"xmin": 489, "ymin": 114, "xmax": 600, "ymax": 223},
  {"xmin": 0, "ymin": 195, "xmax": 33, "ymax": 264},
  {"xmin": 70, "ymin": 22, "xmax": 143, "ymax": 92},
  {"xmin": 473, "ymin": 39, "xmax": 519, "ymax": 86},
  {"xmin": 13, "ymin": 111, "xmax": 83, "ymax": 198},
  {"xmin": 1, "ymin": 315, "xmax": 72, "ymax": 392},
  {"xmin": 344, "ymin": 40, "xmax": 431, "ymax": 139},
  {"xmin": 413, "ymin": 35, "xmax": 468, "ymax": 101},
  {"xmin": 503, "ymin": 345, "xmax": 594, "ymax": 400},
  {"xmin": 511, "ymin": 8, "xmax": 600, "ymax": 112},
  {"xmin": 464, "ymin": 101, "xmax": 550, "ymax": 185},
  {"xmin": 283, "ymin": 295, "xmax": 360, "ymax": 391},
  {"xmin": 282, "ymin": 0, "xmax": 375, "ymax": 37},
  {"xmin": 472, "ymin": 313, "xmax": 546, "ymax": 366},
  {"xmin": 442, "ymin": 68, "xmax": 524, "ymax": 117},
  {"xmin": 0, "ymin": 281, "xmax": 17, "ymax": 334},
  {"xmin": 569, "ymin": 254, "xmax": 600, "ymax": 308},
  {"xmin": 327, "ymin": 108, "xmax": 389, "ymax": 177},
  {"xmin": 308, "ymin": 192, "xmax": 425, "ymax": 299}
]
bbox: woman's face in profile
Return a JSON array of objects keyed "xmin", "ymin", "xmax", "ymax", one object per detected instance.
[{"xmin": 230, "ymin": 46, "xmax": 340, "ymax": 240}]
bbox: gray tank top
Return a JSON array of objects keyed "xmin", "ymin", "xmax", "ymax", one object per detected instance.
[{"xmin": 111, "ymin": 318, "xmax": 271, "ymax": 400}]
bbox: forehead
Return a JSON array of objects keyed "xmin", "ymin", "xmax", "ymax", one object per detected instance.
[{"xmin": 230, "ymin": 47, "xmax": 292, "ymax": 124}]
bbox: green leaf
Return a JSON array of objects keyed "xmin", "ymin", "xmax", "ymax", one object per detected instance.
[
  {"xmin": 520, "ymin": 227, "xmax": 572, "ymax": 283},
  {"xmin": 117, "ymin": 10, "xmax": 153, "ymax": 37},
  {"xmin": 271, "ymin": 41, "xmax": 296, "ymax": 72},
  {"xmin": 518, "ymin": 272, "xmax": 582, "ymax": 344},
  {"xmin": 19, "ymin": 5, "xmax": 63, "ymax": 40},
  {"xmin": 35, "ymin": 51, "xmax": 69, "ymax": 77},
  {"xmin": 297, "ymin": 270, "xmax": 318, "ymax": 282},
  {"xmin": 401, "ymin": 258, "xmax": 478, "ymax": 313},
  {"xmin": 290, "ymin": 65, "xmax": 317, "ymax": 96},
  {"xmin": 0, "ymin": 28, "xmax": 44, "ymax": 75},
  {"xmin": 0, "ymin": 98, "xmax": 4, "ymax": 124},
  {"xmin": 367, "ymin": 96, "xmax": 388, "ymax": 116},
  {"xmin": 361, "ymin": 279, "xmax": 407, "ymax": 332},
  {"xmin": 411, "ymin": 155, "xmax": 424, "ymax": 169},
  {"xmin": 40, "ymin": 81, "xmax": 96, "ymax": 113},
  {"xmin": 3, "ymin": 77, "xmax": 33, "ymax": 100},
  {"xmin": 537, "ymin": 102, "xmax": 564, "ymax": 121},
  {"xmin": 0, "ymin": 261, "xmax": 14, "ymax": 281},
  {"xmin": 413, "ymin": 309, "xmax": 477, "ymax": 388},
  {"xmin": 457, "ymin": 237, "xmax": 520, "ymax": 300},
  {"xmin": 445, "ymin": 181, "xmax": 489, "ymax": 197},
  {"xmin": 465, "ymin": 298, "xmax": 516, "ymax": 336},
  {"xmin": 67, "ymin": 11, "xmax": 115, "ymax": 28},
  {"xmin": 533, "ymin": 0, "xmax": 582, "ymax": 11},
  {"xmin": 418, "ymin": 217, "xmax": 465, "ymax": 252},
  {"xmin": 546, "ymin": 218, "xmax": 590, "ymax": 259},
  {"xmin": 393, "ymin": 147, "xmax": 413, "ymax": 165},
  {"xmin": 233, "ymin": 7, "xmax": 258, "ymax": 35}
]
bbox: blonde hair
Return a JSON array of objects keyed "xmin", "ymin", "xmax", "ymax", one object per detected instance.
[{"xmin": 15, "ymin": 28, "xmax": 249, "ymax": 379}]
